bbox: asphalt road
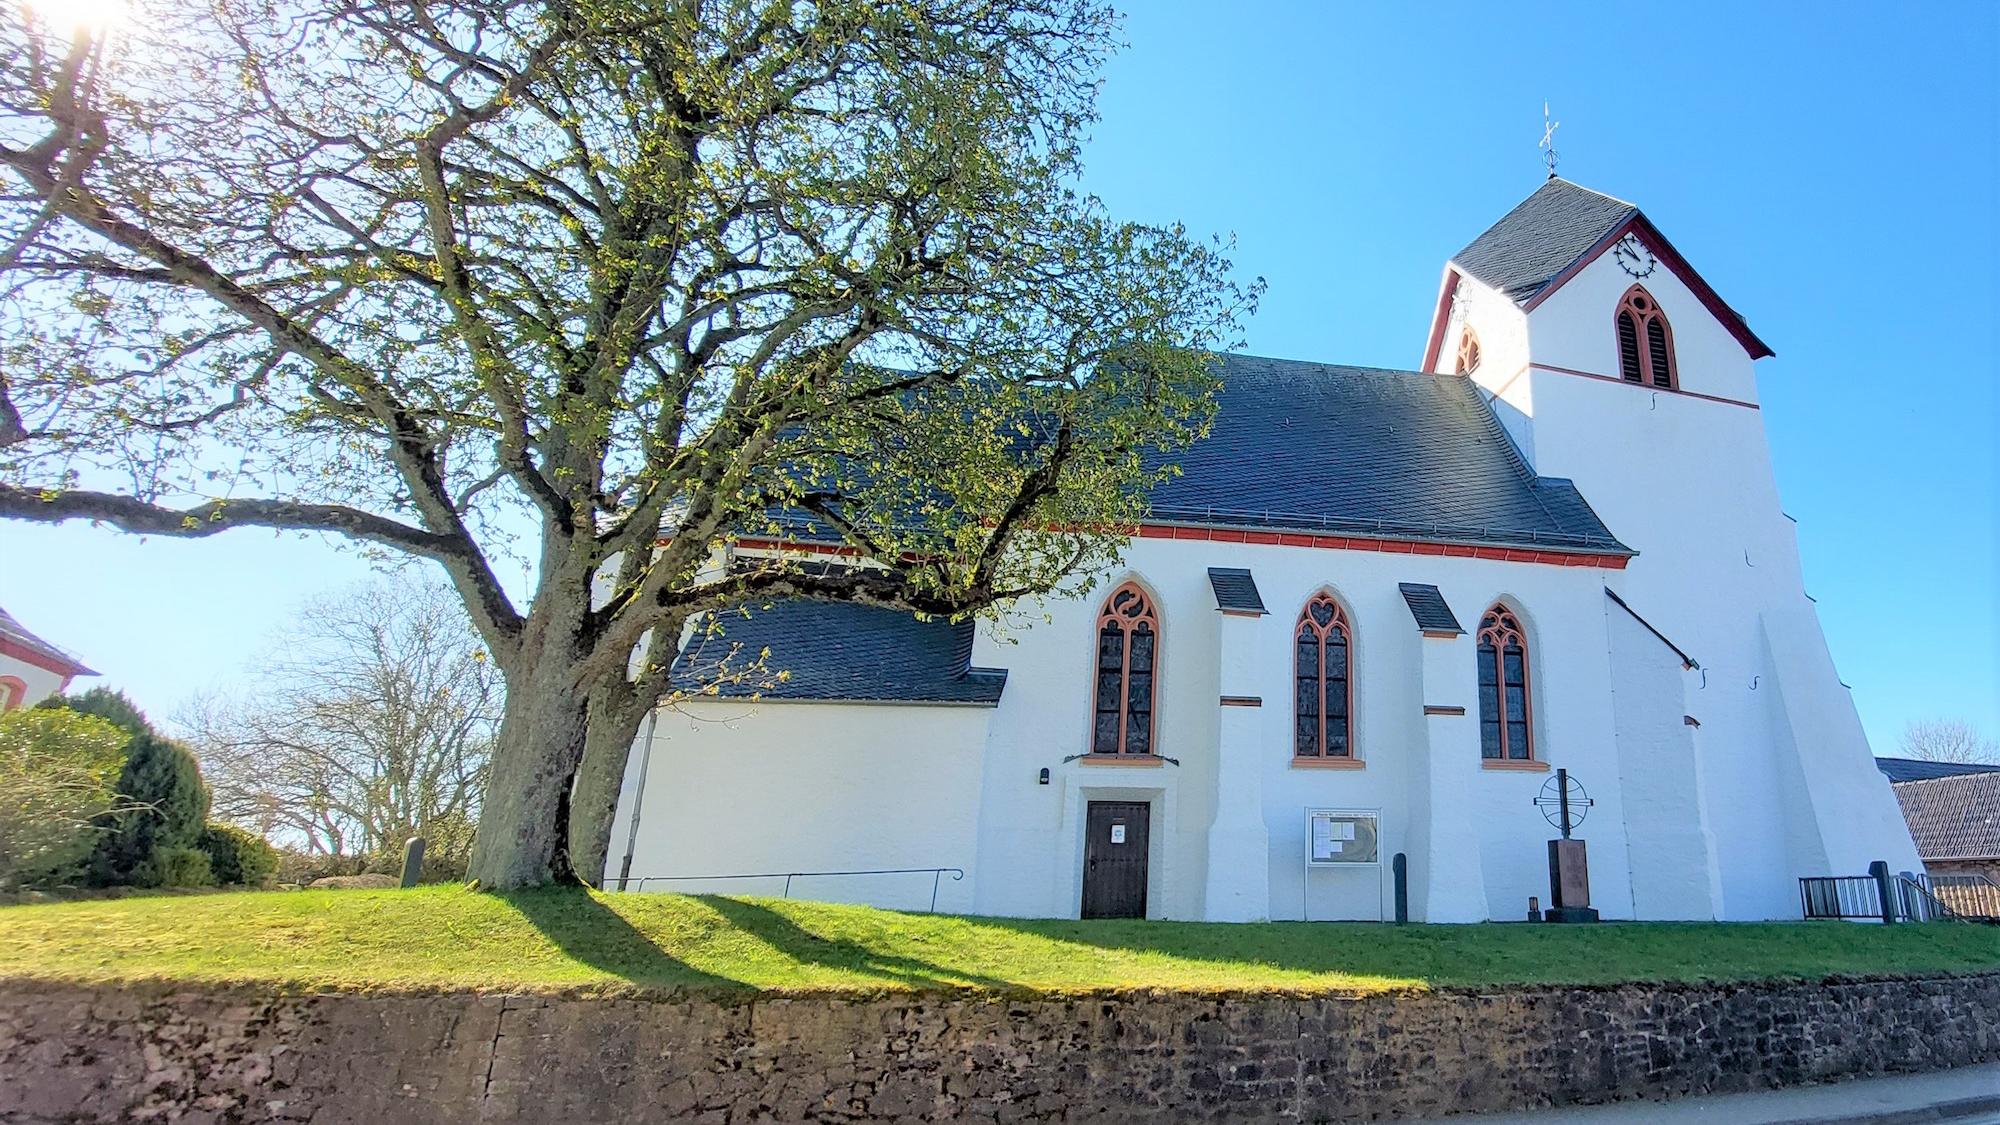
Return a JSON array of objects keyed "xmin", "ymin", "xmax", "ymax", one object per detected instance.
[{"xmin": 1426, "ymin": 1063, "xmax": 2000, "ymax": 1124}]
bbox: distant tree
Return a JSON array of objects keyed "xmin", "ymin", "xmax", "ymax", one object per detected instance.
[
  {"xmin": 1899, "ymin": 719, "xmax": 2000, "ymax": 765},
  {"xmin": 0, "ymin": 708, "xmax": 127, "ymax": 888},
  {"xmin": 0, "ymin": 0, "xmax": 1254, "ymax": 887},
  {"xmin": 184, "ymin": 581, "xmax": 498, "ymax": 872}
]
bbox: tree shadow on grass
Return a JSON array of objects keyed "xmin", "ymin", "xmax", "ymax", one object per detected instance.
[
  {"xmin": 499, "ymin": 886, "xmax": 751, "ymax": 994},
  {"xmin": 696, "ymin": 895, "xmax": 1018, "ymax": 992}
]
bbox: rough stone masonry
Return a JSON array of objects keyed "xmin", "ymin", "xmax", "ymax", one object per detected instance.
[{"xmin": 1, "ymin": 975, "xmax": 1997, "ymax": 1123}]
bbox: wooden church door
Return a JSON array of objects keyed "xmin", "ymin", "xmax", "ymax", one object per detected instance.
[{"xmin": 1082, "ymin": 801, "xmax": 1150, "ymax": 919}]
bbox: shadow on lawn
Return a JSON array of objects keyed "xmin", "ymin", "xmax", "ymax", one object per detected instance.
[
  {"xmin": 501, "ymin": 887, "xmax": 748, "ymax": 993},
  {"xmin": 697, "ymin": 896, "xmax": 1017, "ymax": 991}
]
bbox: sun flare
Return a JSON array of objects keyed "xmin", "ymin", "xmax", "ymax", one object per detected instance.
[{"xmin": 19, "ymin": 0, "xmax": 131, "ymax": 35}]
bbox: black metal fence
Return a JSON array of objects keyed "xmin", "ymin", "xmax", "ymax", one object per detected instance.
[
  {"xmin": 1801, "ymin": 864, "xmax": 2000, "ymax": 923},
  {"xmin": 1800, "ymin": 874, "xmax": 1889, "ymax": 921}
]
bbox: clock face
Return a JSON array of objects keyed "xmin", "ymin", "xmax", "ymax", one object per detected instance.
[{"xmin": 1613, "ymin": 234, "xmax": 1656, "ymax": 278}]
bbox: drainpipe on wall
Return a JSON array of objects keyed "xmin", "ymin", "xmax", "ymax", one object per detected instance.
[{"xmin": 613, "ymin": 708, "xmax": 662, "ymax": 891}]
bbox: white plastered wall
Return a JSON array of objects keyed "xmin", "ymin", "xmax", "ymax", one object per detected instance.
[
  {"xmin": 1518, "ymin": 237, "xmax": 1920, "ymax": 915},
  {"xmin": 0, "ymin": 653, "xmax": 67, "ymax": 708},
  {"xmin": 607, "ymin": 700, "xmax": 991, "ymax": 913},
  {"xmin": 968, "ymin": 536, "xmax": 1638, "ymax": 923}
]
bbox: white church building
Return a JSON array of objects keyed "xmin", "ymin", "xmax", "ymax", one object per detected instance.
[{"xmin": 605, "ymin": 178, "xmax": 1922, "ymax": 923}]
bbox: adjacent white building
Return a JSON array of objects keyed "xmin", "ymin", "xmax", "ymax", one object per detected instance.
[
  {"xmin": 606, "ymin": 178, "xmax": 1922, "ymax": 922},
  {"xmin": 0, "ymin": 605, "xmax": 93, "ymax": 711}
]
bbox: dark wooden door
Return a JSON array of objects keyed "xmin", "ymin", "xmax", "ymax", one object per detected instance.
[{"xmin": 1082, "ymin": 801, "xmax": 1150, "ymax": 919}]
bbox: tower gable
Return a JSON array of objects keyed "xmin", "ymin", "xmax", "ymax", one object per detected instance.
[{"xmin": 1422, "ymin": 179, "xmax": 1771, "ymax": 373}]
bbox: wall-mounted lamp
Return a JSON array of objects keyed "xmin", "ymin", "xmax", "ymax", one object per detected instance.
[{"xmin": 1037, "ymin": 767, "xmax": 1050, "ymax": 786}]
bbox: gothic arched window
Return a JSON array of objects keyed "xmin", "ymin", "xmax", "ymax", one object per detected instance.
[
  {"xmin": 1295, "ymin": 593, "xmax": 1354, "ymax": 759},
  {"xmin": 1455, "ymin": 326, "xmax": 1482, "ymax": 375},
  {"xmin": 1092, "ymin": 582, "xmax": 1159, "ymax": 756},
  {"xmin": 1615, "ymin": 285, "xmax": 1676, "ymax": 389},
  {"xmin": 1476, "ymin": 604, "xmax": 1534, "ymax": 761}
]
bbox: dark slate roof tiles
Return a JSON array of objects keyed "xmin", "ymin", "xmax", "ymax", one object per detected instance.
[
  {"xmin": 1207, "ymin": 568, "xmax": 1268, "ymax": 615},
  {"xmin": 1148, "ymin": 354, "xmax": 1630, "ymax": 555},
  {"xmin": 1893, "ymin": 773, "xmax": 2000, "ymax": 860},
  {"xmin": 1397, "ymin": 584, "xmax": 1463, "ymax": 634},
  {"xmin": 1877, "ymin": 757, "xmax": 2000, "ymax": 784},
  {"xmin": 1451, "ymin": 178, "xmax": 1637, "ymax": 304},
  {"xmin": 670, "ymin": 599, "xmax": 1006, "ymax": 706}
]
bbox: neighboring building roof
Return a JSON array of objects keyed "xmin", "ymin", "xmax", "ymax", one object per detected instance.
[
  {"xmin": 1893, "ymin": 773, "xmax": 2000, "ymax": 860},
  {"xmin": 669, "ymin": 599, "xmax": 1007, "ymax": 706},
  {"xmin": 1453, "ymin": 178, "xmax": 1640, "ymax": 304},
  {"xmin": 1207, "ymin": 568, "xmax": 1267, "ymax": 615},
  {"xmin": 0, "ymin": 605, "xmax": 95, "ymax": 677},
  {"xmin": 1877, "ymin": 757, "xmax": 2000, "ymax": 784},
  {"xmin": 1146, "ymin": 354, "xmax": 1631, "ymax": 556},
  {"xmin": 1432, "ymin": 178, "xmax": 1773, "ymax": 364},
  {"xmin": 1397, "ymin": 583, "xmax": 1462, "ymax": 634}
]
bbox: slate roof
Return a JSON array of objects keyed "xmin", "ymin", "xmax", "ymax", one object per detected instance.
[
  {"xmin": 0, "ymin": 605, "xmax": 94, "ymax": 676},
  {"xmin": 1207, "ymin": 568, "xmax": 1267, "ymax": 615},
  {"xmin": 669, "ymin": 599, "xmax": 1006, "ymax": 706},
  {"xmin": 1443, "ymin": 177, "xmax": 1772, "ymax": 359},
  {"xmin": 1397, "ymin": 583, "xmax": 1463, "ymax": 634},
  {"xmin": 1147, "ymin": 354, "xmax": 1631, "ymax": 555},
  {"xmin": 1452, "ymin": 178, "xmax": 1639, "ymax": 304},
  {"xmin": 1893, "ymin": 773, "xmax": 2000, "ymax": 860},
  {"xmin": 1877, "ymin": 757, "xmax": 2000, "ymax": 784}
]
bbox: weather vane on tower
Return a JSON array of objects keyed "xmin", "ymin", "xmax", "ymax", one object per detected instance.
[{"xmin": 1540, "ymin": 101, "xmax": 1560, "ymax": 179}]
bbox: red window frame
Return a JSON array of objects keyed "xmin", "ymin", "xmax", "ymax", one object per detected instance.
[
  {"xmin": 1476, "ymin": 605, "xmax": 1534, "ymax": 761},
  {"xmin": 1614, "ymin": 285, "xmax": 1677, "ymax": 390},
  {"xmin": 1294, "ymin": 593, "xmax": 1355, "ymax": 759},
  {"xmin": 1091, "ymin": 582, "xmax": 1159, "ymax": 756}
]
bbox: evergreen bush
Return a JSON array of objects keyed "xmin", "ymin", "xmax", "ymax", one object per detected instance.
[
  {"xmin": 142, "ymin": 845, "xmax": 214, "ymax": 888},
  {"xmin": 87, "ymin": 733, "xmax": 210, "ymax": 888},
  {"xmin": 197, "ymin": 823, "xmax": 277, "ymax": 886},
  {"xmin": 41, "ymin": 687, "xmax": 154, "ymax": 739}
]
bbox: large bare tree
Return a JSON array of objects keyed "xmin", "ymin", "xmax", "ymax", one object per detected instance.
[
  {"xmin": 184, "ymin": 581, "xmax": 498, "ymax": 864},
  {"xmin": 1898, "ymin": 719, "xmax": 1999, "ymax": 765},
  {"xmin": 0, "ymin": 1, "xmax": 1254, "ymax": 886}
]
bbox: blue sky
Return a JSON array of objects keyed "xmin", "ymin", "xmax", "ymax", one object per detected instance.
[{"xmin": 2, "ymin": 1, "xmax": 1995, "ymax": 752}]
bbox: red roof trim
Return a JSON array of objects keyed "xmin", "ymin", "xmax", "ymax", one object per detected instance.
[
  {"xmin": 0, "ymin": 634, "xmax": 93, "ymax": 678},
  {"xmin": 1136, "ymin": 524, "xmax": 1628, "ymax": 568},
  {"xmin": 713, "ymin": 527, "xmax": 1632, "ymax": 573},
  {"xmin": 1521, "ymin": 215, "xmax": 1775, "ymax": 360},
  {"xmin": 1418, "ymin": 266, "xmax": 1463, "ymax": 374}
]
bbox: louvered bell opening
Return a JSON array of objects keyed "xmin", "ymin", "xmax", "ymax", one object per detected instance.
[
  {"xmin": 1645, "ymin": 319, "xmax": 1672, "ymax": 387},
  {"xmin": 1616, "ymin": 312, "xmax": 1643, "ymax": 382}
]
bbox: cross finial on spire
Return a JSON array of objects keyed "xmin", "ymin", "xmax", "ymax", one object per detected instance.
[{"xmin": 1540, "ymin": 101, "xmax": 1560, "ymax": 179}]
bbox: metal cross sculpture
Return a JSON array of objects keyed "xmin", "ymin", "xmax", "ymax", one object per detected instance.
[
  {"xmin": 1539, "ymin": 101, "xmax": 1560, "ymax": 179},
  {"xmin": 1534, "ymin": 768, "xmax": 1593, "ymax": 839}
]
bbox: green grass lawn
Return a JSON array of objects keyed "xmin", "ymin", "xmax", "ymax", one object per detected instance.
[{"xmin": 1, "ymin": 886, "xmax": 1996, "ymax": 997}]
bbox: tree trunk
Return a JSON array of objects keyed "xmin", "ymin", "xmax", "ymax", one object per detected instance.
[
  {"xmin": 565, "ymin": 689, "xmax": 651, "ymax": 888},
  {"xmin": 465, "ymin": 666, "xmax": 591, "ymax": 890}
]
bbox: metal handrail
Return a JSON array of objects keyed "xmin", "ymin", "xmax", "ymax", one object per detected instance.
[
  {"xmin": 1897, "ymin": 875, "xmax": 1963, "ymax": 922},
  {"xmin": 621, "ymin": 867, "xmax": 966, "ymax": 913},
  {"xmin": 1914, "ymin": 873, "xmax": 2000, "ymax": 921}
]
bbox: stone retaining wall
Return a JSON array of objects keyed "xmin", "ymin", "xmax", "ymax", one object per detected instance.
[{"xmin": 2, "ymin": 975, "xmax": 1997, "ymax": 1123}]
